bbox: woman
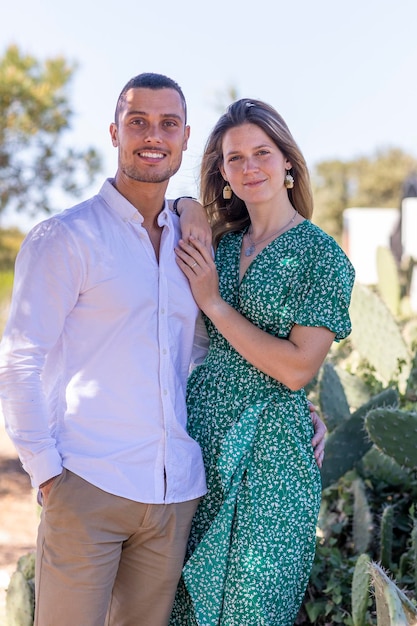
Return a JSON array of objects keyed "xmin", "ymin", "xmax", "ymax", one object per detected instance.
[{"xmin": 171, "ymin": 99, "xmax": 355, "ymax": 626}]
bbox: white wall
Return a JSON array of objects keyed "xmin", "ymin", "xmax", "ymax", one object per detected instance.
[{"xmin": 343, "ymin": 207, "xmax": 399, "ymax": 284}]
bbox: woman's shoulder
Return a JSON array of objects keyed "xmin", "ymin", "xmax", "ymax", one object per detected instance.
[
  {"xmin": 300, "ymin": 220, "xmax": 347, "ymax": 255},
  {"xmin": 296, "ymin": 221, "xmax": 355, "ymax": 278}
]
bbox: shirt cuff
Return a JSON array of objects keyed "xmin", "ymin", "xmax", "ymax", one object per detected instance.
[{"xmin": 23, "ymin": 447, "xmax": 63, "ymax": 489}]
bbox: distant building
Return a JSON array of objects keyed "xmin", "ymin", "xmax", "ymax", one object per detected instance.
[
  {"xmin": 343, "ymin": 207, "xmax": 398, "ymax": 284},
  {"xmin": 343, "ymin": 173, "xmax": 417, "ymax": 311}
]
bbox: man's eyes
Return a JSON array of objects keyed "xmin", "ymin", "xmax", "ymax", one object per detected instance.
[{"xmin": 130, "ymin": 119, "xmax": 178, "ymax": 127}]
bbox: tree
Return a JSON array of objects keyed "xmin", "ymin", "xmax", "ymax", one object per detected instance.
[
  {"xmin": 312, "ymin": 148, "xmax": 417, "ymax": 242},
  {"xmin": 0, "ymin": 45, "xmax": 101, "ymax": 219}
]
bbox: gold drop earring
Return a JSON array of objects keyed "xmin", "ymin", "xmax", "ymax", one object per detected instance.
[
  {"xmin": 284, "ymin": 170, "xmax": 294, "ymax": 189},
  {"xmin": 223, "ymin": 183, "xmax": 232, "ymax": 200}
]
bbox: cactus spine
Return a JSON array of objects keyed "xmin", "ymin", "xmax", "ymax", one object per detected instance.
[{"xmin": 369, "ymin": 561, "xmax": 417, "ymax": 625}]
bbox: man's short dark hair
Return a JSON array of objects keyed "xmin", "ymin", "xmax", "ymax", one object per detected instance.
[{"xmin": 114, "ymin": 73, "xmax": 187, "ymax": 124}]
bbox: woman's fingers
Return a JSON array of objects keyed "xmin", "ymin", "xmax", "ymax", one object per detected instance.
[{"xmin": 175, "ymin": 237, "xmax": 213, "ymax": 272}]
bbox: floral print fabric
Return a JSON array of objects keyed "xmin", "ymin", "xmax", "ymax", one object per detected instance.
[{"xmin": 170, "ymin": 221, "xmax": 355, "ymax": 626}]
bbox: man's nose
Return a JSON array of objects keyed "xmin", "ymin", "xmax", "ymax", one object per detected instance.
[{"xmin": 144, "ymin": 123, "xmax": 162, "ymax": 142}]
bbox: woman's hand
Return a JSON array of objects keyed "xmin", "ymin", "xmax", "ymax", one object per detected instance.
[{"xmin": 175, "ymin": 236, "xmax": 222, "ymax": 313}]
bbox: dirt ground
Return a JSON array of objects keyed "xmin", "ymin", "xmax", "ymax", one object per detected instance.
[{"xmin": 0, "ymin": 421, "xmax": 38, "ymax": 626}]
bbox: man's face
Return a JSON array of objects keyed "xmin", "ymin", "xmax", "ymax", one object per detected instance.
[{"xmin": 110, "ymin": 87, "xmax": 190, "ymax": 184}]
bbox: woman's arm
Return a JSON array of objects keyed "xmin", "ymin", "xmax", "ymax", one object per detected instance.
[{"xmin": 175, "ymin": 236, "xmax": 335, "ymax": 391}]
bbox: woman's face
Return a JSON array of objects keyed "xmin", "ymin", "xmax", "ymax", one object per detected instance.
[{"xmin": 220, "ymin": 123, "xmax": 292, "ymax": 206}]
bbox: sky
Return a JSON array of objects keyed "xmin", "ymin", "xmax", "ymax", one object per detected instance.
[{"xmin": 2, "ymin": 0, "xmax": 417, "ymax": 230}]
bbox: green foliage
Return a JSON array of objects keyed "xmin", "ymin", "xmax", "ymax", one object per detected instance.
[
  {"xmin": 312, "ymin": 148, "xmax": 417, "ymax": 242},
  {"xmin": 6, "ymin": 552, "xmax": 35, "ymax": 626},
  {"xmin": 318, "ymin": 361, "xmax": 351, "ymax": 430},
  {"xmin": 311, "ymin": 159, "xmax": 350, "ymax": 242},
  {"xmin": 0, "ymin": 226, "xmax": 24, "ymax": 270},
  {"xmin": 349, "ymin": 283, "xmax": 411, "ymax": 391},
  {"xmin": 0, "ymin": 226, "xmax": 22, "ymax": 332},
  {"xmin": 369, "ymin": 562, "xmax": 417, "ymax": 625},
  {"xmin": 0, "ymin": 270, "xmax": 14, "ymax": 298},
  {"xmin": 380, "ymin": 505, "xmax": 395, "ymax": 569},
  {"xmin": 351, "ymin": 553, "xmax": 371, "ymax": 626},
  {"xmin": 376, "ymin": 246, "xmax": 402, "ymax": 317},
  {"xmin": 320, "ymin": 388, "xmax": 398, "ymax": 490},
  {"xmin": 299, "ymin": 477, "xmax": 361, "ymax": 624},
  {"xmin": 366, "ymin": 408, "xmax": 417, "ymax": 469},
  {"xmin": 352, "ymin": 478, "xmax": 372, "ymax": 554},
  {"xmin": 0, "ymin": 44, "xmax": 102, "ymax": 218},
  {"xmin": 301, "ymin": 275, "xmax": 417, "ymax": 624}
]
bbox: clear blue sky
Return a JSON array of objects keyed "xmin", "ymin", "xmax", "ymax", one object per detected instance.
[{"xmin": 2, "ymin": 0, "xmax": 417, "ymax": 229}]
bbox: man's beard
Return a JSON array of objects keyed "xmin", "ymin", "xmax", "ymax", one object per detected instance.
[{"xmin": 122, "ymin": 161, "xmax": 181, "ymax": 184}]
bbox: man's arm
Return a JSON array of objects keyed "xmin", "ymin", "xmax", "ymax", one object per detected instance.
[
  {"xmin": 309, "ymin": 402, "xmax": 327, "ymax": 468},
  {"xmin": 168, "ymin": 197, "xmax": 212, "ymax": 247},
  {"xmin": 0, "ymin": 220, "xmax": 80, "ymax": 488}
]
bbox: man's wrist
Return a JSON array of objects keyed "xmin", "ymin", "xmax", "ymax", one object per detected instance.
[
  {"xmin": 172, "ymin": 196, "xmax": 198, "ymax": 216},
  {"xmin": 39, "ymin": 475, "xmax": 58, "ymax": 489}
]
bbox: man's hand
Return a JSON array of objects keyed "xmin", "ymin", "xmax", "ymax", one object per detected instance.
[
  {"xmin": 309, "ymin": 402, "xmax": 327, "ymax": 468},
  {"xmin": 38, "ymin": 474, "xmax": 60, "ymax": 506},
  {"xmin": 169, "ymin": 198, "xmax": 212, "ymax": 247}
]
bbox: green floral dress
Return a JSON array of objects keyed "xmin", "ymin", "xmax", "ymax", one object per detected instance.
[{"xmin": 170, "ymin": 220, "xmax": 355, "ymax": 626}]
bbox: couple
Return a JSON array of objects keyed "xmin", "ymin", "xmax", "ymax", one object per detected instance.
[{"xmin": 0, "ymin": 73, "xmax": 354, "ymax": 626}]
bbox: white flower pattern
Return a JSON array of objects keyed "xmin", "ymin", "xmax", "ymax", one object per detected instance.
[{"xmin": 170, "ymin": 220, "xmax": 355, "ymax": 626}]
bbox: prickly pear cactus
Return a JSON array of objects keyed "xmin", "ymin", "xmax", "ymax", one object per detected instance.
[
  {"xmin": 335, "ymin": 365, "xmax": 372, "ymax": 412},
  {"xmin": 376, "ymin": 246, "xmax": 401, "ymax": 317},
  {"xmin": 6, "ymin": 552, "xmax": 35, "ymax": 626},
  {"xmin": 359, "ymin": 446, "xmax": 412, "ymax": 488},
  {"xmin": 349, "ymin": 283, "xmax": 411, "ymax": 391},
  {"xmin": 365, "ymin": 408, "xmax": 417, "ymax": 469},
  {"xmin": 352, "ymin": 478, "xmax": 372, "ymax": 554},
  {"xmin": 412, "ymin": 520, "xmax": 417, "ymax": 594},
  {"xmin": 380, "ymin": 505, "xmax": 394, "ymax": 570},
  {"xmin": 406, "ymin": 351, "xmax": 417, "ymax": 403},
  {"xmin": 351, "ymin": 553, "xmax": 371, "ymax": 626},
  {"xmin": 321, "ymin": 388, "xmax": 398, "ymax": 489},
  {"xmin": 369, "ymin": 561, "xmax": 417, "ymax": 625},
  {"xmin": 318, "ymin": 361, "xmax": 351, "ymax": 430}
]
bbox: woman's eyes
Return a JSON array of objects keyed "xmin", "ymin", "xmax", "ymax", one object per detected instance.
[{"xmin": 228, "ymin": 150, "xmax": 270, "ymax": 162}]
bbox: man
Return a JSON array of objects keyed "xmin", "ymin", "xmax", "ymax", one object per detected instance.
[
  {"xmin": 0, "ymin": 73, "xmax": 325, "ymax": 626},
  {"xmin": 0, "ymin": 73, "xmax": 210, "ymax": 626}
]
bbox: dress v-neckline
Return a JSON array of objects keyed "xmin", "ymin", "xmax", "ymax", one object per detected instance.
[{"xmin": 238, "ymin": 221, "xmax": 307, "ymax": 286}]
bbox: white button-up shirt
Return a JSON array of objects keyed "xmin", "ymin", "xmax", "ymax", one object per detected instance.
[{"xmin": 0, "ymin": 179, "xmax": 207, "ymax": 504}]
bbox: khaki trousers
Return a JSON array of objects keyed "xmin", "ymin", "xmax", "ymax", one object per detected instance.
[{"xmin": 34, "ymin": 469, "xmax": 199, "ymax": 626}]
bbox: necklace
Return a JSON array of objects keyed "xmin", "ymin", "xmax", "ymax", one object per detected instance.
[{"xmin": 244, "ymin": 209, "xmax": 297, "ymax": 257}]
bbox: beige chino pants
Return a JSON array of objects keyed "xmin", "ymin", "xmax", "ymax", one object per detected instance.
[{"xmin": 34, "ymin": 469, "xmax": 199, "ymax": 626}]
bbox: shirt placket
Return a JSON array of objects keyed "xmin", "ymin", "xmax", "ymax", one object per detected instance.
[{"xmin": 157, "ymin": 230, "xmax": 172, "ymax": 502}]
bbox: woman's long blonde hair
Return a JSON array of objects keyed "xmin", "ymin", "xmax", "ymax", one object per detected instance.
[{"xmin": 200, "ymin": 98, "xmax": 314, "ymax": 248}]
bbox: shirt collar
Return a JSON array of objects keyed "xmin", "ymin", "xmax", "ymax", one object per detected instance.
[{"xmin": 99, "ymin": 178, "xmax": 171, "ymax": 227}]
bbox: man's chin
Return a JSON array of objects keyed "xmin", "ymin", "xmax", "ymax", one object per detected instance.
[{"xmin": 124, "ymin": 165, "xmax": 181, "ymax": 184}]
